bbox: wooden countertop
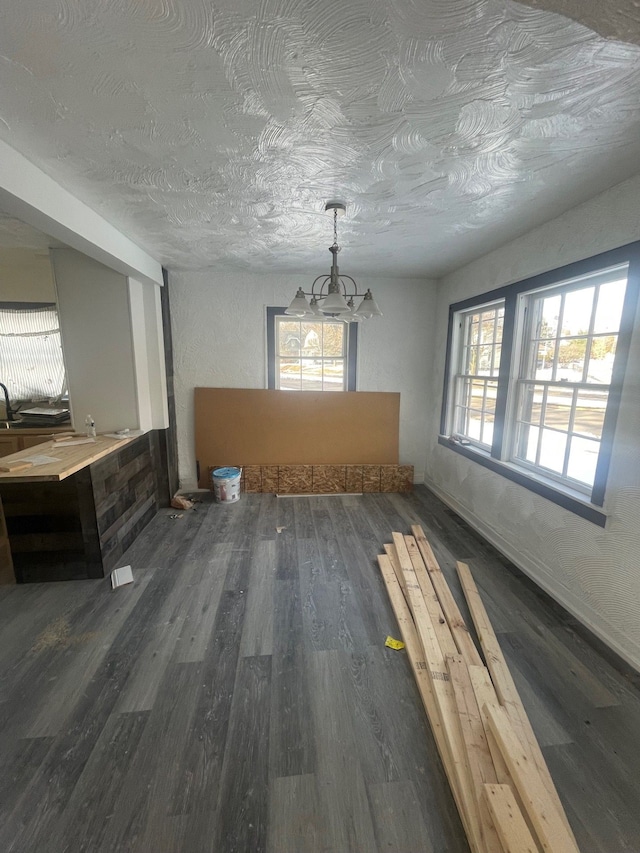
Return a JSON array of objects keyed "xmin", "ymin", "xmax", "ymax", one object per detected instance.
[{"xmin": 0, "ymin": 433, "xmax": 142, "ymax": 483}]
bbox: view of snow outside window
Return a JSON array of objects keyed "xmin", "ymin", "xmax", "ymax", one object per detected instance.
[{"xmin": 275, "ymin": 317, "xmax": 347, "ymax": 391}]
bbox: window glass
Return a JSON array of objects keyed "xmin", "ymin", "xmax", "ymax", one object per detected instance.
[
  {"xmin": 268, "ymin": 310, "xmax": 356, "ymax": 391},
  {"xmin": 451, "ymin": 303, "xmax": 504, "ymax": 449},
  {"xmin": 512, "ymin": 270, "xmax": 627, "ymax": 490},
  {"xmin": 442, "ymin": 251, "xmax": 637, "ymax": 516}
]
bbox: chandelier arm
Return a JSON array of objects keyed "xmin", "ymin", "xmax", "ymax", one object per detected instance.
[
  {"xmin": 309, "ymin": 275, "xmax": 332, "ymax": 297},
  {"xmin": 304, "ymin": 275, "xmax": 366, "ymax": 298}
]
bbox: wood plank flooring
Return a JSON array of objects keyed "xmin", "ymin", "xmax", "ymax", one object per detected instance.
[{"xmin": 1, "ymin": 487, "xmax": 640, "ymax": 852}]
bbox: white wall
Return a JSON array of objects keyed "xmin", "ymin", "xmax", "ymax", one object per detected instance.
[
  {"xmin": 52, "ymin": 249, "xmax": 140, "ymax": 433},
  {"xmin": 128, "ymin": 277, "xmax": 169, "ymax": 432},
  {"xmin": 170, "ymin": 269, "xmax": 435, "ymax": 489},
  {"xmin": 0, "ymin": 249, "xmax": 56, "ymax": 302},
  {"xmin": 427, "ymin": 174, "xmax": 640, "ymax": 670},
  {"xmin": 52, "ymin": 252, "xmax": 170, "ymax": 434}
]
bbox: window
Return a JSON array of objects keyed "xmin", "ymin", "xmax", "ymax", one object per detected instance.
[
  {"xmin": 441, "ymin": 243, "xmax": 640, "ymax": 524},
  {"xmin": 0, "ymin": 303, "xmax": 67, "ymax": 402},
  {"xmin": 512, "ymin": 272, "xmax": 626, "ymax": 490},
  {"xmin": 451, "ymin": 302, "xmax": 504, "ymax": 449},
  {"xmin": 267, "ymin": 308, "xmax": 357, "ymax": 391}
]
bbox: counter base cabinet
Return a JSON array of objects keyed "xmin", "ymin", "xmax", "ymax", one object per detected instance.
[
  {"xmin": 0, "ymin": 434, "xmax": 162, "ymax": 583},
  {"xmin": 0, "ymin": 436, "xmax": 20, "ymax": 458},
  {"xmin": 0, "ymin": 496, "xmax": 14, "ymax": 584}
]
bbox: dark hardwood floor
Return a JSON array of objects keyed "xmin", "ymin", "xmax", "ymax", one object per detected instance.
[{"xmin": 1, "ymin": 487, "xmax": 640, "ymax": 852}]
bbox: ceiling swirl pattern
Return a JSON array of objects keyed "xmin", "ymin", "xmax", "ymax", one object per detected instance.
[{"xmin": 1, "ymin": 0, "xmax": 640, "ymax": 275}]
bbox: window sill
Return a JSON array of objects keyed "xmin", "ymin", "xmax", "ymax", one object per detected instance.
[{"xmin": 437, "ymin": 434, "xmax": 608, "ymax": 527}]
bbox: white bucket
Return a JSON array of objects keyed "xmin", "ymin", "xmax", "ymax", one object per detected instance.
[{"xmin": 212, "ymin": 466, "xmax": 242, "ymax": 503}]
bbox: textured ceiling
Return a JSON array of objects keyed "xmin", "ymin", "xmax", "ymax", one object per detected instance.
[{"xmin": 1, "ymin": 0, "xmax": 640, "ymax": 278}]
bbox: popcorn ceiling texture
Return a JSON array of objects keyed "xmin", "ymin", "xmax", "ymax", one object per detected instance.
[{"xmin": 1, "ymin": 1, "xmax": 640, "ymax": 277}]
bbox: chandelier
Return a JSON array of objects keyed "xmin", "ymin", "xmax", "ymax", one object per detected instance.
[{"xmin": 285, "ymin": 201, "xmax": 382, "ymax": 321}]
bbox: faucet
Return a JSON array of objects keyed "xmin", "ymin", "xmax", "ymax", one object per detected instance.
[{"xmin": 0, "ymin": 383, "xmax": 16, "ymax": 422}]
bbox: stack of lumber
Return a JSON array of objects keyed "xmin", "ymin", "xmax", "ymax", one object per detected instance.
[{"xmin": 378, "ymin": 526, "xmax": 580, "ymax": 853}]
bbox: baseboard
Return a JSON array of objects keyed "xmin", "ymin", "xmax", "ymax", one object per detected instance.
[{"xmin": 424, "ymin": 479, "xmax": 640, "ymax": 675}]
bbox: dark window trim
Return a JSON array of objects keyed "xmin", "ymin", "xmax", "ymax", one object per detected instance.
[
  {"xmin": 437, "ymin": 435, "xmax": 607, "ymax": 526},
  {"xmin": 440, "ymin": 239, "xmax": 640, "ymax": 524},
  {"xmin": 492, "ymin": 294, "xmax": 517, "ymax": 459},
  {"xmin": 266, "ymin": 306, "xmax": 358, "ymax": 391}
]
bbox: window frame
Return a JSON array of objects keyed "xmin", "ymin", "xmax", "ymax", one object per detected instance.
[
  {"xmin": 439, "ymin": 241, "xmax": 640, "ymax": 526},
  {"xmin": 448, "ymin": 299, "xmax": 505, "ymax": 451},
  {"xmin": 266, "ymin": 307, "xmax": 358, "ymax": 391}
]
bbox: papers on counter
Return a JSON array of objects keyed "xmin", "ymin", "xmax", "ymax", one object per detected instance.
[
  {"xmin": 21, "ymin": 454, "xmax": 61, "ymax": 466},
  {"xmin": 103, "ymin": 430, "xmax": 144, "ymax": 440}
]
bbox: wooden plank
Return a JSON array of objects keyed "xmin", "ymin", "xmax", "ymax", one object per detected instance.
[
  {"xmin": 406, "ymin": 535, "xmax": 458, "ymax": 658},
  {"xmin": 391, "ymin": 532, "xmax": 483, "ymax": 853},
  {"xmin": 0, "ymin": 459, "xmax": 34, "ymax": 473},
  {"xmin": 486, "ymin": 703, "xmax": 580, "ymax": 853},
  {"xmin": 447, "ymin": 654, "xmax": 503, "ymax": 853},
  {"xmin": 376, "ymin": 554, "xmax": 464, "ymax": 827},
  {"xmin": 447, "ymin": 659, "xmax": 499, "ymax": 789},
  {"xmin": 483, "ymin": 784, "xmax": 540, "ymax": 853},
  {"xmin": 383, "ymin": 543, "xmax": 407, "ymax": 599},
  {"xmin": 467, "ymin": 665, "xmax": 511, "ymax": 785},
  {"xmin": 411, "ymin": 525, "xmax": 483, "ymax": 667},
  {"xmin": 457, "ymin": 560, "xmax": 578, "ymax": 844}
]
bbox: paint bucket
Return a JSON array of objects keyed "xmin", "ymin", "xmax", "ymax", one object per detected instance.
[{"xmin": 212, "ymin": 467, "xmax": 242, "ymax": 503}]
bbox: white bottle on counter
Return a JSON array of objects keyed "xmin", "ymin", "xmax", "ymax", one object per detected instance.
[{"xmin": 85, "ymin": 415, "xmax": 96, "ymax": 438}]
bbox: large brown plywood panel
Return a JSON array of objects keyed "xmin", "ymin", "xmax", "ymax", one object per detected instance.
[{"xmin": 195, "ymin": 389, "xmax": 400, "ymax": 488}]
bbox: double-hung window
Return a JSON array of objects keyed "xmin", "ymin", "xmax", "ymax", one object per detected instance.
[
  {"xmin": 266, "ymin": 307, "xmax": 357, "ymax": 391},
  {"xmin": 441, "ymin": 242, "xmax": 640, "ymax": 525},
  {"xmin": 450, "ymin": 302, "xmax": 504, "ymax": 450}
]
